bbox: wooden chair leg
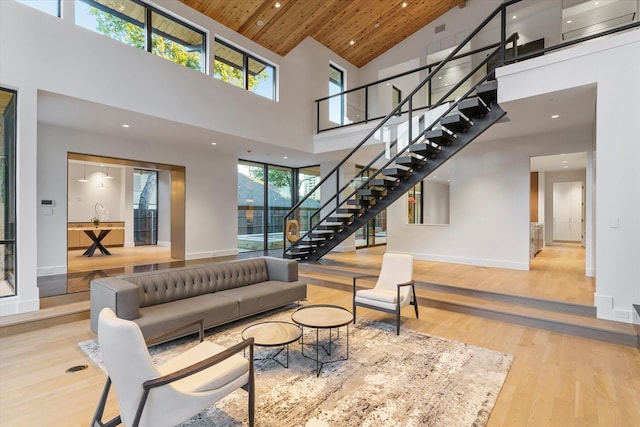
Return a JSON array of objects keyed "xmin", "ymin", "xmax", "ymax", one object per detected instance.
[{"xmin": 91, "ymin": 377, "xmax": 122, "ymax": 427}]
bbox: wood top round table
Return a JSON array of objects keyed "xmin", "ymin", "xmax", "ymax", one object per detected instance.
[
  {"xmin": 291, "ymin": 304, "xmax": 353, "ymax": 376},
  {"xmin": 241, "ymin": 321, "xmax": 302, "ymax": 368}
]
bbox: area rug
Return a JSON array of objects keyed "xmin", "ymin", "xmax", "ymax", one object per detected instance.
[{"xmin": 80, "ymin": 306, "xmax": 513, "ymax": 427}]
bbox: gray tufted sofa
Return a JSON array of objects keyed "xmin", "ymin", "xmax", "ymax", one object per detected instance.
[{"xmin": 90, "ymin": 257, "xmax": 306, "ymax": 341}]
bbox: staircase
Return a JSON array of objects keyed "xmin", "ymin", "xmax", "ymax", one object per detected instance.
[
  {"xmin": 285, "ymin": 79, "xmax": 506, "ymax": 261},
  {"xmin": 283, "ymin": 2, "xmax": 525, "ymax": 262}
]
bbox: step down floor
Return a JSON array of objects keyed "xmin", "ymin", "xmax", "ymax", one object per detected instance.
[{"xmin": 298, "ymin": 265, "xmax": 638, "ymax": 348}]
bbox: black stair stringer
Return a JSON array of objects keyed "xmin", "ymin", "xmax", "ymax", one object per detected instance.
[{"xmin": 303, "ymin": 103, "xmax": 506, "ymax": 262}]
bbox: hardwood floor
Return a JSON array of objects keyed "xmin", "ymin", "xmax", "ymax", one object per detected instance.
[
  {"xmin": 3, "ymin": 242, "xmax": 637, "ymax": 425},
  {"xmin": 62, "ymin": 242, "xmax": 593, "ymax": 304},
  {"xmin": 313, "ymin": 242, "xmax": 595, "ymax": 305},
  {"xmin": 1, "ymin": 283, "xmax": 638, "ymax": 426}
]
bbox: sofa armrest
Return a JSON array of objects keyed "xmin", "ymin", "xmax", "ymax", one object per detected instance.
[
  {"xmin": 263, "ymin": 257, "xmax": 298, "ymax": 282},
  {"xmin": 90, "ymin": 278, "xmax": 140, "ymax": 333}
]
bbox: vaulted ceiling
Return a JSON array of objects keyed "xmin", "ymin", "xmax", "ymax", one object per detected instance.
[{"xmin": 179, "ymin": 0, "xmax": 466, "ymax": 67}]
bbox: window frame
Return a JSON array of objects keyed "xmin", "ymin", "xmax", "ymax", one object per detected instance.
[
  {"xmin": 1, "ymin": 87, "xmax": 18, "ymax": 297},
  {"xmin": 17, "ymin": 0, "xmax": 60, "ymax": 17},
  {"xmin": 214, "ymin": 38, "xmax": 277, "ymax": 101},
  {"xmin": 329, "ymin": 63, "xmax": 345, "ymax": 125},
  {"xmin": 76, "ymin": 0, "xmax": 207, "ymax": 73}
]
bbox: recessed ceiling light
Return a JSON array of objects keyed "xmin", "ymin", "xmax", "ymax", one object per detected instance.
[
  {"xmin": 211, "ymin": 142, "xmax": 217, "ymax": 145},
  {"xmin": 564, "ymin": 165, "xmax": 569, "ymax": 168},
  {"xmin": 122, "ymin": 124, "xmax": 130, "ymax": 128},
  {"xmin": 374, "ymin": 22, "xmax": 380, "ymax": 28},
  {"xmin": 402, "ymin": 2, "xmax": 407, "ymax": 8},
  {"xmin": 595, "ymin": 1, "xmax": 599, "ymax": 5},
  {"xmin": 566, "ymin": 20, "xmax": 572, "ymax": 23},
  {"xmin": 562, "ymin": 160, "xmax": 568, "ymax": 164},
  {"xmin": 551, "ymin": 114, "xmax": 559, "ymax": 119},
  {"xmin": 257, "ymin": 20, "xmax": 264, "ymax": 26},
  {"xmin": 283, "ymin": 156, "xmax": 288, "ymax": 159},
  {"xmin": 275, "ymin": 2, "xmax": 281, "ymax": 8},
  {"xmin": 349, "ymin": 40, "xmax": 355, "ymax": 46},
  {"xmin": 512, "ymin": 15, "xmax": 517, "ymax": 19}
]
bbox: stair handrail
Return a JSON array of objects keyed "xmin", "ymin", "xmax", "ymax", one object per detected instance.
[
  {"xmin": 283, "ymin": 0, "xmax": 520, "ymax": 255},
  {"xmin": 330, "ymin": 34, "xmax": 518, "ymax": 204},
  {"xmin": 308, "ymin": 34, "xmax": 518, "ymax": 233},
  {"xmin": 315, "ymin": 40, "xmax": 505, "ymax": 132}
]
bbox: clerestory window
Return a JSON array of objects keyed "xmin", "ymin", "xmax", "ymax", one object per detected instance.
[
  {"xmin": 17, "ymin": 0, "xmax": 60, "ymax": 16},
  {"xmin": 75, "ymin": 0, "xmax": 206, "ymax": 73},
  {"xmin": 214, "ymin": 38, "xmax": 277, "ymax": 100}
]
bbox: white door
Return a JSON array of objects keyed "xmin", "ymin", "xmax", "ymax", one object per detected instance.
[{"xmin": 553, "ymin": 181, "xmax": 583, "ymax": 242}]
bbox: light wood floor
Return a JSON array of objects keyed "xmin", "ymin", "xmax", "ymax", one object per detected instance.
[
  {"xmin": 64, "ymin": 242, "xmax": 593, "ymax": 305},
  {"xmin": 1, "ymin": 283, "xmax": 638, "ymax": 426},
  {"xmin": 4, "ymin": 242, "xmax": 631, "ymax": 426},
  {"xmin": 67, "ymin": 245, "xmax": 176, "ymax": 274}
]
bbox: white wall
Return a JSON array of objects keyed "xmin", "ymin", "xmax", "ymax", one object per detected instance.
[
  {"xmin": 36, "ymin": 123, "xmax": 239, "ymax": 275},
  {"xmin": 387, "ymin": 127, "xmax": 592, "ymax": 271},
  {"xmin": 423, "ymin": 181, "xmax": 450, "ymax": 225},
  {"xmin": 497, "ymin": 30, "xmax": 640, "ymax": 322},
  {"xmin": 67, "ymin": 163, "xmax": 125, "ymax": 223},
  {"xmin": 0, "ymin": 0, "xmax": 358, "ymax": 315}
]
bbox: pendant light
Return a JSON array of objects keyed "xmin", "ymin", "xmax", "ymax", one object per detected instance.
[
  {"xmin": 78, "ymin": 162, "xmax": 89, "ymax": 183},
  {"xmin": 103, "ymin": 165, "xmax": 114, "ymax": 179}
]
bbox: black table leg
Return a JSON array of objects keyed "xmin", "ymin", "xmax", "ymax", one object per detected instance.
[{"xmin": 82, "ymin": 229, "xmax": 112, "ymax": 257}]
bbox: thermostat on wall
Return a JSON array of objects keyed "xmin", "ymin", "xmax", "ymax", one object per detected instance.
[{"xmin": 41, "ymin": 199, "xmax": 55, "ymax": 206}]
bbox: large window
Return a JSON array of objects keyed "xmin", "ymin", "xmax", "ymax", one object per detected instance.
[
  {"xmin": 17, "ymin": 0, "xmax": 60, "ymax": 16},
  {"xmin": 238, "ymin": 161, "xmax": 267, "ymax": 252},
  {"xmin": 75, "ymin": 0, "xmax": 205, "ymax": 72},
  {"xmin": 329, "ymin": 64, "xmax": 345, "ymax": 124},
  {"xmin": 1, "ymin": 88, "xmax": 17, "ymax": 298},
  {"xmin": 214, "ymin": 39, "xmax": 276, "ymax": 100},
  {"xmin": 133, "ymin": 169, "xmax": 158, "ymax": 246},
  {"xmin": 238, "ymin": 162, "xmax": 320, "ymax": 253}
]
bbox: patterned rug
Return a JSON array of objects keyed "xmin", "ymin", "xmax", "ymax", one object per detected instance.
[{"xmin": 80, "ymin": 306, "xmax": 513, "ymax": 426}]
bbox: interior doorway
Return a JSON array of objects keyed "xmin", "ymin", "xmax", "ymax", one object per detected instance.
[{"xmin": 67, "ymin": 153, "xmax": 185, "ymax": 274}]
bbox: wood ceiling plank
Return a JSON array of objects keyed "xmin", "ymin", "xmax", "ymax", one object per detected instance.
[
  {"xmin": 239, "ymin": 0, "xmax": 299, "ymax": 45},
  {"xmin": 179, "ymin": 0, "xmax": 466, "ymax": 67},
  {"xmin": 255, "ymin": 0, "xmax": 349, "ymax": 55}
]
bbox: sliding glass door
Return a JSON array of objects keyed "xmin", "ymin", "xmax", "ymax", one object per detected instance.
[
  {"xmin": 0, "ymin": 88, "xmax": 16, "ymax": 297},
  {"xmin": 238, "ymin": 161, "xmax": 266, "ymax": 252},
  {"xmin": 238, "ymin": 161, "xmax": 318, "ymax": 253}
]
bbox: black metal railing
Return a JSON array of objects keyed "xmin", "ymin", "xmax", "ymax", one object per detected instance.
[
  {"xmin": 315, "ymin": 0, "xmax": 640, "ymax": 133},
  {"xmin": 288, "ymin": 0, "xmax": 640, "ymax": 258}
]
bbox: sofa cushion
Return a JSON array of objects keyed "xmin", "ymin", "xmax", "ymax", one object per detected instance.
[
  {"xmin": 216, "ymin": 280, "xmax": 306, "ymax": 317},
  {"xmin": 135, "ymin": 293, "xmax": 239, "ymax": 339},
  {"xmin": 120, "ymin": 258, "xmax": 272, "ymax": 308}
]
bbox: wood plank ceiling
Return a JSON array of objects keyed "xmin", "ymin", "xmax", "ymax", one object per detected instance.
[{"xmin": 179, "ymin": 0, "xmax": 466, "ymax": 67}]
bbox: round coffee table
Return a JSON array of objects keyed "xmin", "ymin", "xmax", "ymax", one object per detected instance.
[
  {"xmin": 241, "ymin": 321, "xmax": 302, "ymax": 368},
  {"xmin": 291, "ymin": 304, "xmax": 353, "ymax": 376}
]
